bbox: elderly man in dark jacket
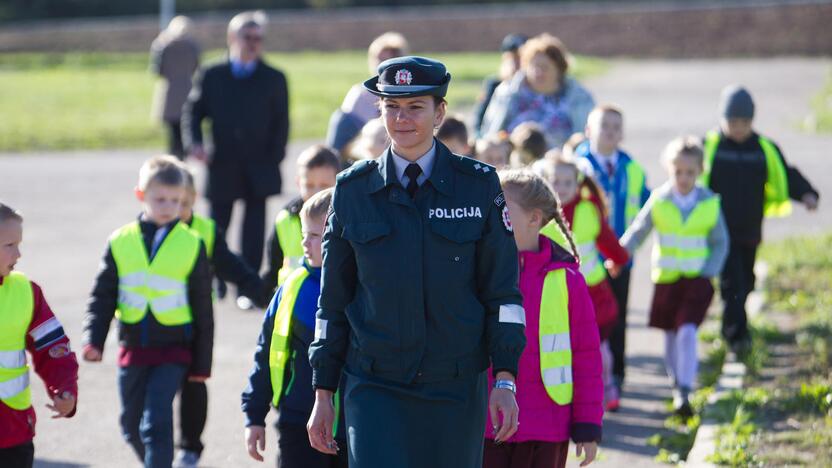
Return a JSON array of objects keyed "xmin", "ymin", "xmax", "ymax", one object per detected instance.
[{"xmin": 183, "ymin": 11, "xmax": 289, "ymax": 308}]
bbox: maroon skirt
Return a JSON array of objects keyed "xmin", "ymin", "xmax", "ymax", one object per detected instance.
[
  {"xmin": 649, "ymin": 276, "xmax": 715, "ymax": 330},
  {"xmin": 483, "ymin": 439, "xmax": 570, "ymax": 468}
]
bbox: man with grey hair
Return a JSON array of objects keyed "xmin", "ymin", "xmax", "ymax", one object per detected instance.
[{"xmin": 183, "ymin": 10, "xmax": 289, "ymax": 311}]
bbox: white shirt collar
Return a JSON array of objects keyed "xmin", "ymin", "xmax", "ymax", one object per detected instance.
[
  {"xmin": 590, "ymin": 142, "xmax": 619, "ymax": 167},
  {"xmin": 391, "ymin": 141, "xmax": 436, "ymax": 186},
  {"xmin": 671, "ymin": 186, "xmax": 699, "ymax": 211}
]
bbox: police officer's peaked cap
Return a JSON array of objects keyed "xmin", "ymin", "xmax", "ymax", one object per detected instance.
[{"xmin": 363, "ymin": 56, "xmax": 451, "ymax": 99}]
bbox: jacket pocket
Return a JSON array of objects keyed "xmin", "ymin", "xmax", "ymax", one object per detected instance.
[
  {"xmin": 429, "ymin": 220, "xmax": 482, "ymax": 244},
  {"xmin": 342, "ymin": 222, "xmax": 391, "ymax": 244}
]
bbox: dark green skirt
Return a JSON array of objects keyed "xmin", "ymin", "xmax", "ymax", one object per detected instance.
[{"xmin": 344, "ymin": 368, "xmax": 487, "ymax": 468}]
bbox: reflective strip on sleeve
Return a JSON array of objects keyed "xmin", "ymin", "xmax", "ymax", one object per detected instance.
[
  {"xmin": 315, "ymin": 319, "xmax": 328, "ymax": 340},
  {"xmin": 0, "ymin": 373, "xmax": 29, "ymax": 399},
  {"xmin": 0, "ymin": 350, "xmax": 25, "ymax": 369},
  {"xmin": 542, "ymin": 365, "xmax": 573, "ymax": 387},
  {"xmin": 540, "ymin": 332, "xmax": 571, "ymax": 353},
  {"xmin": 498, "ymin": 304, "xmax": 526, "ymax": 325},
  {"xmin": 28, "ymin": 317, "xmax": 62, "ymax": 342}
]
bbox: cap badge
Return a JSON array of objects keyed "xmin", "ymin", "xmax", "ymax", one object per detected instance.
[{"xmin": 395, "ymin": 69, "xmax": 413, "ymax": 86}]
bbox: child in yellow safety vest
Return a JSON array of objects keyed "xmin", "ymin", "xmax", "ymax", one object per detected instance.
[
  {"xmin": 263, "ymin": 145, "xmax": 339, "ymax": 297},
  {"xmin": 483, "ymin": 170, "xmax": 602, "ymax": 468},
  {"xmin": 535, "ymin": 153, "xmax": 630, "ymax": 412},
  {"xmin": 82, "ymin": 156, "xmax": 214, "ymax": 468},
  {"xmin": 242, "ymin": 188, "xmax": 347, "ymax": 467},
  {"xmin": 620, "ymin": 137, "xmax": 729, "ymax": 416},
  {"xmin": 0, "ymin": 203, "xmax": 78, "ymax": 468},
  {"xmin": 702, "ymin": 85, "xmax": 819, "ymax": 353}
]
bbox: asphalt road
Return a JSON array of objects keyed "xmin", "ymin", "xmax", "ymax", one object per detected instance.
[{"xmin": 1, "ymin": 57, "xmax": 830, "ymax": 467}]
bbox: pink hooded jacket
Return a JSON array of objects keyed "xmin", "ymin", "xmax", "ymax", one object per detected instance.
[{"xmin": 487, "ymin": 235, "xmax": 604, "ymax": 443}]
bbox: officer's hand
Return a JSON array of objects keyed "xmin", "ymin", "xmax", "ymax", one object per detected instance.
[
  {"xmin": 307, "ymin": 389, "xmax": 338, "ymax": 455},
  {"xmin": 82, "ymin": 346, "xmax": 102, "ymax": 362},
  {"xmin": 576, "ymin": 441, "xmax": 599, "ymax": 466},
  {"xmin": 802, "ymin": 193, "xmax": 819, "ymax": 211},
  {"xmin": 46, "ymin": 391, "xmax": 75, "ymax": 418},
  {"xmin": 489, "ymin": 387, "xmax": 519, "ymax": 443},
  {"xmin": 245, "ymin": 425, "xmax": 266, "ymax": 462}
]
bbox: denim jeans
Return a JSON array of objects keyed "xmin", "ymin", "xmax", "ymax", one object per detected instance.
[{"xmin": 119, "ymin": 363, "xmax": 187, "ymax": 468}]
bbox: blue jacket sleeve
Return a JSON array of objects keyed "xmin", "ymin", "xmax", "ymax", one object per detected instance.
[
  {"xmin": 309, "ymin": 197, "xmax": 357, "ymax": 391},
  {"xmin": 241, "ymin": 289, "xmax": 281, "ymax": 427}
]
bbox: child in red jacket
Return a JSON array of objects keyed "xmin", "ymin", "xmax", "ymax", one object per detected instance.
[
  {"xmin": 537, "ymin": 153, "xmax": 630, "ymax": 411},
  {"xmin": 0, "ymin": 203, "xmax": 78, "ymax": 468}
]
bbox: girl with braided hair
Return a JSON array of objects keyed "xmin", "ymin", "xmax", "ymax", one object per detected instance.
[{"xmin": 486, "ymin": 169, "xmax": 603, "ymax": 468}]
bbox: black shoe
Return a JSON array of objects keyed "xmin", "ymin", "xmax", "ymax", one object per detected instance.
[{"xmin": 673, "ymin": 386, "xmax": 693, "ymax": 418}]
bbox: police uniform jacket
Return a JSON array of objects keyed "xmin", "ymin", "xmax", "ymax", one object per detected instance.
[{"xmin": 310, "ymin": 140, "xmax": 526, "ymax": 390}]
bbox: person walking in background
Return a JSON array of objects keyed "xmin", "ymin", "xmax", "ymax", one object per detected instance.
[
  {"xmin": 485, "ymin": 170, "xmax": 602, "ymax": 468},
  {"xmin": 620, "ymin": 137, "xmax": 729, "ymax": 416},
  {"xmin": 481, "ymin": 33, "xmax": 595, "ymax": 150},
  {"xmin": 701, "ymin": 85, "xmax": 819, "ymax": 354},
  {"xmin": 574, "ymin": 104, "xmax": 650, "ymax": 405},
  {"xmin": 150, "ymin": 16, "xmax": 200, "ymax": 160},
  {"xmin": 183, "ymin": 11, "xmax": 290, "ymax": 311},
  {"xmin": 472, "ymin": 33, "xmax": 527, "ymax": 138},
  {"xmin": 325, "ymin": 32, "xmax": 409, "ymax": 155}
]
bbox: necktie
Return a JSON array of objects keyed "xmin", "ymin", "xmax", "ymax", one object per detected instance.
[
  {"xmin": 150, "ymin": 227, "xmax": 168, "ymax": 260},
  {"xmin": 605, "ymin": 160, "xmax": 615, "ymax": 178},
  {"xmin": 405, "ymin": 163, "xmax": 422, "ymax": 198}
]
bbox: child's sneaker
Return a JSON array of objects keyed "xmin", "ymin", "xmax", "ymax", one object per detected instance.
[
  {"xmin": 672, "ymin": 386, "xmax": 693, "ymax": 418},
  {"xmin": 174, "ymin": 449, "xmax": 200, "ymax": 468},
  {"xmin": 236, "ymin": 295, "xmax": 254, "ymax": 311}
]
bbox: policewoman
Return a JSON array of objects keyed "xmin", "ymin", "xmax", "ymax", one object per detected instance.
[{"xmin": 307, "ymin": 56, "xmax": 527, "ymax": 467}]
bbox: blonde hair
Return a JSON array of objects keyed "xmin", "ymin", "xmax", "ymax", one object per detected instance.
[
  {"xmin": 0, "ymin": 202, "xmax": 23, "ymax": 224},
  {"xmin": 519, "ymin": 33, "xmax": 570, "ymax": 77},
  {"xmin": 138, "ymin": 155, "xmax": 187, "ymax": 191},
  {"xmin": 228, "ymin": 10, "xmax": 267, "ymax": 37},
  {"xmin": 367, "ymin": 32, "xmax": 410, "ymax": 72},
  {"xmin": 163, "ymin": 16, "xmax": 193, "ymax": 40},
  {"xmin": 537, "ymin": 151, "xmax": 610, "ymax": 219},
  {"xmin": 300, "ymin": 187, "xmax": 334, "ymax": 223},
  {"xmin": 662, "ymin": 135, "xmax": 704, "ymax": 167},
  {"xmin": 498, "ymin": 169, "xmax": 579, "ymax": 261},
  {"xmin": 348, "ymin": 118, "xmax": 390, "ymax": 161},
  {"xmin": 474, "ymin": 133, "xmax": 512, "ymax": 166}
]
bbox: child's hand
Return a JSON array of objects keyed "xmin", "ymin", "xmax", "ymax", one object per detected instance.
[
  {"xmin": 576, "ymin": 441, "xmax": 598, "ymax": 466},
  {"xmin": 82, "ymin": 346, "xmax": 102, "ymax": 362},
  {"xmin": 604, "ymin": 259, "xmax": 622, "ymax": 278},
  {"xmin": 245, "ymin": 425, "xmax": 266, "ymax": 462},
  {"xmin": 46, "ymin": 391, "xmax": 75, "ymax": 418},
  {"xmin": 802, "ymin": 193, "xmax": 819, "ymax": 211}
]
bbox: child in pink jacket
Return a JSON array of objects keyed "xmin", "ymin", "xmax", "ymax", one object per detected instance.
[{"xmin": 485, "ymin": 169, "xmax": 603, "ymax": 468}]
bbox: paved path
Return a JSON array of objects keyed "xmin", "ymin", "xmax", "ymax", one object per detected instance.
[{"xmin": 1, "ymin": 57, "xmax": 830, "ymax": 467}]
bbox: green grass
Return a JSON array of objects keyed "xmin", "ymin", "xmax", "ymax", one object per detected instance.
[
  {"xmin": 0, "ymin": 50, "xmax": 607, "ymax": 152},
  {"xmin": 806, "ymin": 68, "xmax": 832, "ymax": 133}
]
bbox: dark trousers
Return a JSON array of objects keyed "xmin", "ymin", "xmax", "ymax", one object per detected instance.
[
  {"xmin": 483, "ymin": 439, "xmax": 570, "ymax": 468},
  {"xmin": 166, "ymin": 119, "xmax": 185, "ymax": 160},
  {"xmin": 118, "ymin": 363, "xmax": 187, "ymax": 468},
  {"xmin": 720, "ymin": 242, "xmax": 758, "ymax": 345},
  {"xmin": 178, "ymin": 380, "xmax": 208, "ymax": 455},
  {"xmin": 0, "ymin": 441, "xmax": 34, "ymax": 468},
  {"xmin": 211, "ymin": 196, "xmax": 267, "ymax": 291},
  {"xmin": 608, "ymin": 268, "xmax": 632, "ymax": 385},
  {"xmin": 276, "ymin": 423, "xmax": 348, "ymax": 468}
]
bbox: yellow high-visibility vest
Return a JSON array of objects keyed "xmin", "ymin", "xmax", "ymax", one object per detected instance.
[
  {"xmin": 539, "ymin": 268, "xmax": 573, "ymax": 405},
  {"xmin": 274, "ymin": 210, "xmax": 304, "ymax": 286},
  {"xmin": 650, "ymin": 195, "xmax": 720, "ymax": 284},
  {"xmin": 189, "ymin": 215, "xmax": 216, "ymax": 259},
  {"xmin": 110, "ymin": 221, "xmax": 200, "ymax": 326},
  {"xmin": 268, "ymin": 267, "xmax": 309, "ymax": 407},
  {"xmin": 0, "ymin": 271, "xmax": 34, "ymax": 411},
  {"xmin": 541, "ymin": 198, "xmax": 606, "ymax": 286},
  {"xmin": 701, "ymin": 131, "xmax": 791, "ymax": 217}
]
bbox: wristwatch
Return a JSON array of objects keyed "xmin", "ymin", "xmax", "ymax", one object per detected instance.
[{"xmin": 494, "ymin": 379, "xmax": 517, "ymax": 394}]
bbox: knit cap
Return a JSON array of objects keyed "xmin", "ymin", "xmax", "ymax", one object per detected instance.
[{"xmin": 719, "ymin": 85, "xmax": 755, "ymax": 119}]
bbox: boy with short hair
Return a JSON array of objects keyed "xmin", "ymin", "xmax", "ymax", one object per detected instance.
[
  {"xmin": 174, "ymin": 166, "xmax": 267, "ymax": 467},
  {"xmin": 263, "ymin": 145, "xmax": 339, "ymax": 296},
  {"xmin": 575, "ymin": 104, "xmax": 651, "ymax": 410},
  {"xmin": 242, "ymin": 188, "xmax": 347, "ymax": 468},
  {"xmin": 701, "ymin": 85, "xmax": 819, "ymax": 353},
  {"xmin": 0, "ymin": 203, "xmax": 79, "ymax": 468},
  {"xmin": 82, "ymin": 155, "xmax": 214, "ymax": 468},
  {"xmin": 437, "ymin": 114, "xmax": 472, "ymax": 156},
  {"xmin": 509, "ymin": 121, "xmax": 547, "ymax": 167}
]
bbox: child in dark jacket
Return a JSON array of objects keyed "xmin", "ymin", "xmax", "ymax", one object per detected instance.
[
  {"xmin": 242, "ymin": 188, "xmax": 347, "ymax": 467},
  {"xmin": 702, "ymin": 85, "xmax": 819, "ymax": 352},
  {"xmin": 82, "ymin": 155, "xmax": 214, "ymax": 468}
]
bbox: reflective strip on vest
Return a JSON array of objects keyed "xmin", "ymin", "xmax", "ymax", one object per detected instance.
[
  {"xmin": 701, "ymin": 131, "xmax": 791, "ymax": 218},
  {"xmin": 0, "ymin": 271, "xmax": 34, "ymax": 411},
  {"xmin": 270, "ymin": 267, "xmax": 310, "ymax": 407},
  {"xmin": 651, "ymin": 195, "xmax": 720, "ymax": 284},
  {"xmin": 542, "ymin": 199, "xmax": 606, "ymax": 286},
  {"xmin": 275, "ymin": 210, "xmax": 304, "ymax": 287},
  {"xmin": 110, "ymin": 222, "xmax": 200, "ymax": 326},
  {"xmin": 189, "ymin": 215, "xmax": 216, "ymax": 259},
  {"xmin": 538, "ymin": 269, "xmax": 573, "ymax": 405}
]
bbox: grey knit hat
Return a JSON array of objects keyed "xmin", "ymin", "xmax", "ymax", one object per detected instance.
[{"xmin": 719, "ymin": 85, "xmax": 755, "ymax": 119}]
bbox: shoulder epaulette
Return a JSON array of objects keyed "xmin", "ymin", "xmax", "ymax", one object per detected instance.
[
  {"xmin": 337, "ymin": 159, "xmax": 377, "ymax": 183},
  {"xmin": 451, "ymin": 154, "xmax": 496, "ymax": 177}
]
